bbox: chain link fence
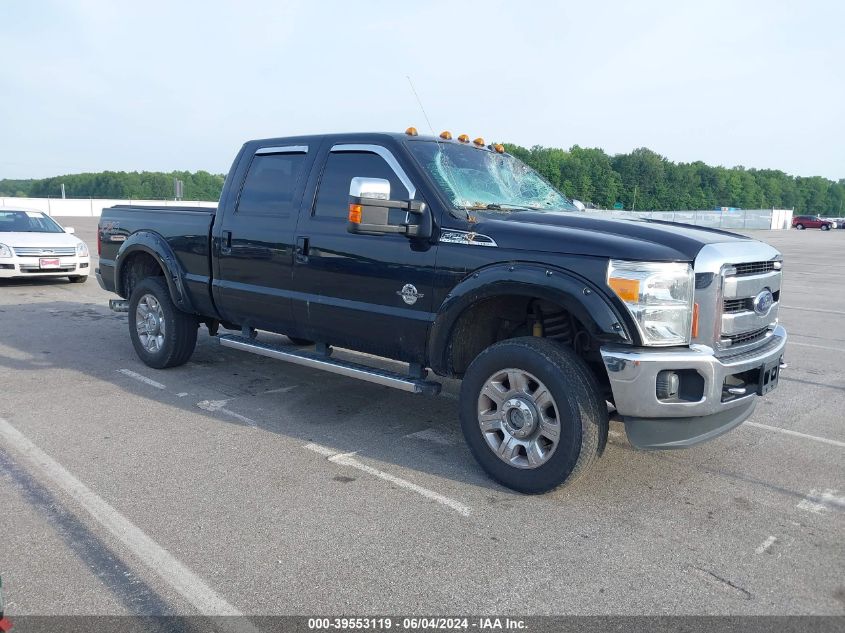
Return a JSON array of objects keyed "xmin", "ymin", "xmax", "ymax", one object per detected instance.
[{"xmin": 585, "ymin": 208, "xmax": 794, "ymax": 230}]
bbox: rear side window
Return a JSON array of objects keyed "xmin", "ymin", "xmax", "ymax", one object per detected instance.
[
  {"xmin": 313, "ymin": 152, "xmax": 408, "ymax": 219},
  {"xmin": 236, "ymin": 152, "xmax": 307, "ymax": 217}
]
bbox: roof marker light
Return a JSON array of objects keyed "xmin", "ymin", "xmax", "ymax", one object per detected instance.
[
  {"xmin": 405, "ymin": 127, "xmax": 418, "ymax": 136},
  {"xmin": 493, "ymin": 143, "xmax": 505, "ymax": 153},
  {"xmin": 440, "ymin": 131, "xmax": 452, "ymax": 140},
  {"xmin": 457, "ymin": 134, "xmax": 470, "ymax": 143},
  {"xmin": 473, "ymin": 137, "xmax": 485, "ymax": 147}
]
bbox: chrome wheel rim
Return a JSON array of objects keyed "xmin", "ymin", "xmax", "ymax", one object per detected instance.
[
  {"xmin": 135, "ymin": 294, "xmax": 166, "ymax": 353},
  {"xmin": 477, "ymin": 368, "xmax": 561, "ymax": 469}
]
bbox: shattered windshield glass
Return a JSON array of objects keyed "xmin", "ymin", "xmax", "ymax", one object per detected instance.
[{"xmin": 407, "ymin": 141, "xmax": 576, "ymax": 212}]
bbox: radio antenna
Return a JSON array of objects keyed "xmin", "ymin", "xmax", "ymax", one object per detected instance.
[
  {"xmin": 405, "ymin": 75, "xmax": 468, "ymax": 220},
  {"xmin": 406, "ymin": 75, "xmax": 436, "ymax": 136}
]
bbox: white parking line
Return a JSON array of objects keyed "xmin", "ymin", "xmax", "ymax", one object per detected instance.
[
  {"xmin": 404, "ymin": 428, "xmax": 457, "ymax": 446},
  {"xmin": 303, "ymin": 442, "xmax": 337, "ymax": 457},
  {"xmin": 796, "ymin": 489, "xmax": 845, "ymax": 514},
  {"xmin": 788, "ymin": 341, "xmax": 845, "ymax": 353},
  {"xmin": 196, "ymin": 400, "xmax": 258, "ymax": 428},
  {"xmin": 0, "ymin": 417, "xmax": 256, "ymax": 628},
  {"xmin": 261, "ymin": 385, "xmax": 298, "ymax": 395},
  {"xmin": 304, "ymin": 443, "xmax": 472, "ymax": 517},
  {"xmin": 754, "ymin": 535, "xmax": 777, "ymax": 554},
  {"xmin": 117, "ymin": 368, "xmax": 166, "ymax": 390},
  {"xmin": 781, "ymin": 305, "xmax": 845, "ymax": 316},
  {"xmin": 745, "ymin": 422, "xmax": 845, "ymax": 448}
]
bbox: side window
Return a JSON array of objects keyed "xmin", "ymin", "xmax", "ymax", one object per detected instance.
[
  {"xmin": 313, "ymin": 152, "xmax": 408, "ymax": 219},
  {"xmin": 236, "ymin": 152, "xmax": 308, "ymax": 217}
]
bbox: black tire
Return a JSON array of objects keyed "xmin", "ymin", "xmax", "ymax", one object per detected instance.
[
  {"xmin": 796, "ymin": 224, "xmax": 805, "ymax": 230},
  {"xmin": 821, "ymin": 224, "xmax": 830, "ymax": 231},
  {"xmin": 286, "ymin": 336, "xmax": 314, "ymax": 346},
  {"xmin": 68, "ymin": 275, "xmax": 88, "ymax": 283},
  {"xmin": 128, "ymin": 277, "xmax": 198, "ymax": 369},
  {"xmin": 459, "ymin": 337, "xmax": 607, "ymax": 494}
]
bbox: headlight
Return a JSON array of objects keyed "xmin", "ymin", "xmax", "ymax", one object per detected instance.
[
  {"xmin": 607, "ymin": 260, "xmax": 694, "ymax": 346},
  {"xmin": 0, "ymin": 243, "xmax": 11, "ymax": 258},
  {"xmin": 76, "ymin": 241, "xmax": 89, "ymax": 257}
]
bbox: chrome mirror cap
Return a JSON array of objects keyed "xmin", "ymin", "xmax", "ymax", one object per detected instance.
[{"xmin": 349, "ymin": 177, "xmax": 390, "ymax": 201}]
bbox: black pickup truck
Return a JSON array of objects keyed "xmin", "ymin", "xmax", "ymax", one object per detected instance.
[{"xmin": 97, "ymin": 130, "xmax": 787, "ymax": 493}]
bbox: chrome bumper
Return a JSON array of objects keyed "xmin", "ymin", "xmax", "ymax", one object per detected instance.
[{"xmin": 600, "ymin": 325, "xmax": 787, "ymax": 448}]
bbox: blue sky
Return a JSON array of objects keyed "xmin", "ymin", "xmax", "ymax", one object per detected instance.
[{"xmin": 1, "ymin": 0, "xmax": 842, "ymax": 179}]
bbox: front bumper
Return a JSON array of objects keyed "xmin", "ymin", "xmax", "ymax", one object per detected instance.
[
  {"xmin": 0, "ymin": 256, "xmax": 90, "ymax": 278},
  {"xmin": 600, "ymin": 325, "xmax": 787, "ymax": 449}
]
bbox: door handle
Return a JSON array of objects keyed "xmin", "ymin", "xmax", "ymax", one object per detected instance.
[
  {"xmin": 221, "ymin": 231, "xmax": 232, "ymax": 255},
  {"xmin": 295, "ymin": 236, "xmax": 309, "ymax": 264}
]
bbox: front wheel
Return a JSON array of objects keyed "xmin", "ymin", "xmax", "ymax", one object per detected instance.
[
  {"xmin": 821, "ymin": 224, "xmax": 830, "ymax": 231},
  {"xmin": 459, "ymin": 337, "xmax": 607, "ymax": 494},
  {"xmin": 128, "ymin": 277, "xmax": 198, "ymax": 369}
]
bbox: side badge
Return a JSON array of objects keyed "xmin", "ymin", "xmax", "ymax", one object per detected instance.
[{"xmin": 397, "ymin": 284, "xmax": 424, "ymax": 305}]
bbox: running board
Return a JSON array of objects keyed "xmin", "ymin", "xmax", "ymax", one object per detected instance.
[{"xmin": 219, "ymin": 335, "xmax": 441, "ymax": 395}]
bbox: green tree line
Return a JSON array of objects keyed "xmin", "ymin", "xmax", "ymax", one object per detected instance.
[
  {"xmin": 2, "ymin": 147, "xmax": 843, "ymax": 215},
  {"xmin": 0, "ymin": 170, "xmax": 225, "ymax": 201},
  {"xmin": 504, "ymin": 144, "xmax": 844, "ymax": 216}
]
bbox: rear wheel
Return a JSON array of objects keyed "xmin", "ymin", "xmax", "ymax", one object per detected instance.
[
  {"xmin": 128, "ymin": 277, "xmax": 198, "ymax": 369},
  {"xmin": 459, "ymin": 337, "xmax": 607, "ymax": 494},
  {"xmin": 796, "ymin": 223, "xmax": 805, "ymax": 230},
  {"xmin": 68, "ymin": 275, "xmax": 88, "ymax": 283}
]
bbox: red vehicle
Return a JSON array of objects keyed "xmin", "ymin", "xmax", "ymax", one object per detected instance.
[{"xmin": 792, "ymin": 215, "xmax": 833, "ymax": 230}]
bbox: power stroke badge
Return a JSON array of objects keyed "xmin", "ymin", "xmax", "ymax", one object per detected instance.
[{"xmin": 397, "ymin": 284, "xmax": 424, "ymax": 305}]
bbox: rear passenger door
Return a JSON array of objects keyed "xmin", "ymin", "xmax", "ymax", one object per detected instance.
[
  {"xmin": 215, "ymin": 145, "xmax": 312, "ymax": 332},
  {"xmin": 291, "ymin": 144, "xmax": 438, "ymax": 362}
]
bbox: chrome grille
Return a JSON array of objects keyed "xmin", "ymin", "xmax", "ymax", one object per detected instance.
[
  {"xmin": 13, "ymin": 246, "xmax": 76, "ymax": 257},
  {"xmin": 725, "ymin": 327, "xmax": 770, "ymax": 347},
  {"xmin": 718, "ymin": 262, "xmax": 781, "ymax": 351},
  {"xmin": 692, "ymin": 243, "xmax": 784, "ymax": 353},
  {"xmin": 723, "ymin": 298, "xmax": 751, "ymax": 313},
  {"xmin": 732, "ymin": 261, "xmax": 778, "ymax": 276}
]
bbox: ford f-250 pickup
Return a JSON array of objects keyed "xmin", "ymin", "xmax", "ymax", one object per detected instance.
[{"xmin": 97, "ymin": 129, "xmax": 787, "ymax": 493}]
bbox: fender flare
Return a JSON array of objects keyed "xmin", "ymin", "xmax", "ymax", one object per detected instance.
[
  {"xmin": 427, "ymin": 262, "xmax": 632, "ymax": 375},
  {"xmin": 114, "ymin": 231, "xmax": 195, "ymax": 313}
]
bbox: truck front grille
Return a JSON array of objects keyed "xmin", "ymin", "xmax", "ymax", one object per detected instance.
[
  {"xmin": 723, "ymin": 298, "xmax": 751, "ymax": 313},
  {"xmin": 718, "ymin": 261, "xmax": 782, "ymax": 352},
  {"xmin": 725, "ymin": 327, "xmax": 770, "ymax": 347},
  {"xmin": 732, "ymin": 261, "xmax": 778, "ymax": 276}
]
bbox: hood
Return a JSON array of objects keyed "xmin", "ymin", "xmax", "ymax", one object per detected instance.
[
  {"xmin": 473, "ymin": 211, "xmax": 750, "ymax": 261},
  {"xmin": 0, "ymin": 231, "xmax": 84, "ymax": 248}
]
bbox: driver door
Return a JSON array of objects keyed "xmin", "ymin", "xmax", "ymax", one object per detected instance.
[{"xmin": 290, "ymin": 143, "xmax": 438, "ymax": 363}]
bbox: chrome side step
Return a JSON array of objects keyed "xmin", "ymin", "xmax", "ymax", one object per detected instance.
[{"xmin": 219, "ymin": 335, "xmax": 441, "ymax": 396}]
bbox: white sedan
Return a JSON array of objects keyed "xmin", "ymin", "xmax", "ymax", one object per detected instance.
[{"xmin": 0, "ymin": 207, "xmax": 91, "ymax": 282}]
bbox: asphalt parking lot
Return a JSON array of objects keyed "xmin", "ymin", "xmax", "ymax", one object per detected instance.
[{"xmin": 0, "ymin": 217, "xmax": 843, "ymax": 617}]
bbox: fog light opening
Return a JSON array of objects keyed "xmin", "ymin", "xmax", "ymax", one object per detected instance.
[{"xmin": 656, "ymin": 371, "xmax": 680, "ymax": 400}]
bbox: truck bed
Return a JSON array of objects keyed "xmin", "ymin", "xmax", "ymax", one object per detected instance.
[{"xmin": 98, "ymin": 204, "xmax": 218, "ymax": 317}]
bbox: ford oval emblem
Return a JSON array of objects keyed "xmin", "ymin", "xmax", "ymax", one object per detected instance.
[{"xmin": 753, "ymin": 289, "xmax": 774, "ymax": 315}]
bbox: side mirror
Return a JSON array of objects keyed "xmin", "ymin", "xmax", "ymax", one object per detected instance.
[
  {"xmin": 64, "ymin": 227, "xmax": 76, "ymax": 234},
  {"xmin": 347, "ymin": 177, "xmax": 429, "ymax": 238}
]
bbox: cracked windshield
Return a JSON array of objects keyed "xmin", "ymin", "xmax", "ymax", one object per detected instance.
[{"xmin": 408, "ymin": 141, "xmax": 577, "ymax": 212}]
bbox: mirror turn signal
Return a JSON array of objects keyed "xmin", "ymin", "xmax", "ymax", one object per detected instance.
[{"xmin": 348, "ymin": 203, "xmax": 363, "ymax": 224}]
